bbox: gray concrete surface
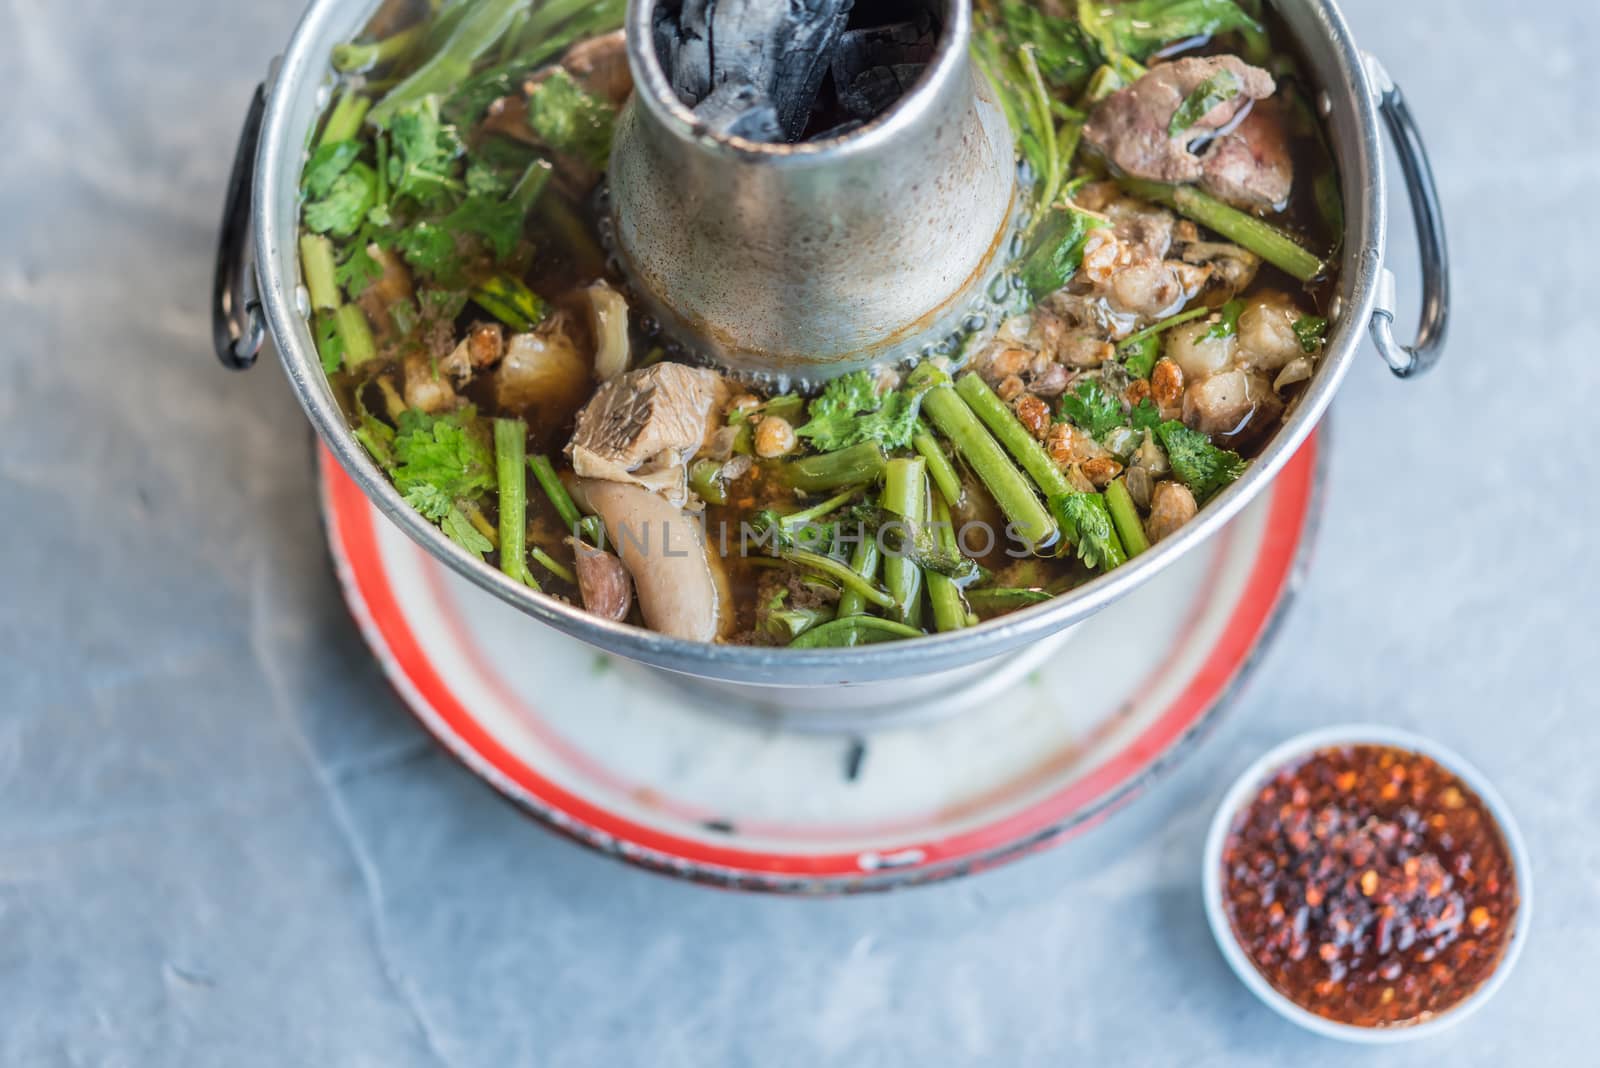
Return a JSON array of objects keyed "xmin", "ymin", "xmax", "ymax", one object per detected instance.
[{"xmin": 2, "ymin": 0, "xmax": 1595, "ymax": 1064}]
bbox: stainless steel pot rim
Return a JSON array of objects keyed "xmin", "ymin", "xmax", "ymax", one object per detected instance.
[{"xmin": 248, "ymin": 0, "xmax": 1405, "ymax": 684}]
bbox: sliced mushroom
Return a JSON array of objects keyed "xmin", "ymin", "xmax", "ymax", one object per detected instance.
[
  {"xmin": 572, "ymin": 479, "xmax": 728, "ymax": 642},
  {"xmin": 567, "ymin": 538, "xmax": 633, "ymax": 622}
]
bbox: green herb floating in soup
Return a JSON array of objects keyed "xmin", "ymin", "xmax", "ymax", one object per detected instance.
[{"xmin": 299, "ymin": 0, "xmax": 1342, "ymax": 645}]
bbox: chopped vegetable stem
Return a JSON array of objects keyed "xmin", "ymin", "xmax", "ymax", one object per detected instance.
[
  {"xmin": 1120, "ymin": 178, "xmax": 1326, "ymax": 282},
  {"xmin": 332, "ymin": 24, "xmax": 427, "ymax": 73},
  {"xmin": 493, "ymin": 418, "xmax": 530, "ymax": 586},
  {"xmin": 910, "ymin": 364, "xmax": 1058, "ymax": 551},
  {"xmin": 835, "ymin": 514, "xmax": 882, "ymax": 619},
  {"xmin": 530, "ymin": 545, "xmax": 575, "ymax": 584},
  {"xmin": 320, "ymin": 89, "xmax": 371, "ymax": 147},
  {"xmin": 913, "ymin": 424, "xmax": 964, "ymax": 509},
  {"xmin": 965, "ymin": 587, "xmax": 1051, "ymax": 612},
  {"xmin": 299, "ymin": 235, "xmax": 341, "ymax": 313},
  {"xmin": 1105, "ymin": 478, "xmax": 1151, "ymax": 558},
  {"xmin": 953, "ymin": 372, "xmax": 1075, "ymax": 499},
  {"xmin": 778, "ymin": 549, "xmax": 896, "ymax": 610},
  {"xmin": 882, "ymin": 458, "xmax": 927, "ymax": 624},
  {"xmin": 927, "ymin": 495, "xmax": 972, "ymax": 632},
  {"xmin": 781, "ymin": 485, "xmax": 864, "ymax": 529},
  {"xmin": 334, "ymin": 304, "xmax": 377, "ymax": 368},
  {"xmin": 780, "ymin": 443, "xmax": 887, "ymax": 493},
  {"xmin": 788, "ymin": 616, "xmax": 925, "ymax": 648},
  {"xmin": 528, "ymin": 454, "xmax": 583, "ymax": 534},
  {"xmin": 369, "ymin": 0, "xmax": 527, "ymax": 127}
]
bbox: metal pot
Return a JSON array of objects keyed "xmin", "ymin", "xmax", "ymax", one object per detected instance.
[{"xmin": 213, "ymin": 0, "xmax": 1448, "ymax": 711}]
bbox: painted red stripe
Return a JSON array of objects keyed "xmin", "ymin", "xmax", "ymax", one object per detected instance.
[{"xmin": 326, "ymin": 434, "xmax": 1316, "ymax": 879}]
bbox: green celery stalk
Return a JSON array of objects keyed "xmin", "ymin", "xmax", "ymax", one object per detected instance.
[{"xmin": 1105, "ymin": 478, "xmax": 1151, "ymax": 558}]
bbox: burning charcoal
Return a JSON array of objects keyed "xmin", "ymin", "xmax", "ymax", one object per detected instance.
[
  {"xmin": 831, "ymin": 14, "xmax": 938, "ymax": 96},
  {"xmin": 767, "ymin": 0, "xmax": 856, "ymax": 140},
  {"xmin": 709, "ymin": 0, "xmax": 855, "ymax": 142},
  {"xmin": 693, "ymin": 78, "xmax": 784, "ymax": 142},
  {"xmin": 660, "ymin": 0, "xmax": 715, "ymax": 107},
  {"xmin": 839, "ymin": 63, "xmax": 927, "ymax": 120}
]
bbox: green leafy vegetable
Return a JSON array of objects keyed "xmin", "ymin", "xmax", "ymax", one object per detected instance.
[
  {"xmin": 1156, "ymin": 420, "xmax": 1246, "ymax": 502},
  {"xmin": 795, "ymin": 371, "xmax": 927, "ymax": 453},
  {"xmin": 1078, "ymin": 0, "xmax": 1260, "ymax": 66},
  {"xmin": 1129, "ymin": 398, "xmax": 1163, "ymax": 431},
  {"xmin": 386, "ymin": 96, "xmax": 465, "ymax": 208},
  {"xmin": 1168, "ymin": 68, "xmax": 1241, "ymax": 137},
  {"xmin": 303, "ymin": 162, "xmax": 377, "ymax": 238},
  {"xmin": 302, "ymin": 141, "xmax": 362, "ymax": 199},
  {"xmin": 390, "ymin": 406, "xmax": 497, "ymax": 557},
  {"xmin": 1293, "ymin": 314, "xmax": 1329, "ymax": 353},
  {"xmin": 1059, "ymin": 379, "xmax": 1125, "ymax": 439},
  {"xmin": 334, "ymin": 237, "xmax": 385, "ymax": 296},
  {"xmin": 525, "ymin": 69, "xmax": 617, "ymax": 171},
  {"xmin": 368, "ymin": 0, "xmax": 528, "ymax": 128},
  {"xmin": 1019, "ymin": 202, "xmax": 1100, "ymax": 299},
  {"xmin": 997, "ymin": 1, "xmax": 1100, "ymax": 92},
  {"xmin": 353, "ymin": 397, "xmax": 396, "ymax": 470},
  {"xmin": 1051, "ymin": 492, "xmax": 1128, "ymax": 570},
  {"xmin": 393, "ymin": 221, "xmax": 459, "ymax": 280},
  {"xmin": 1203, "ymin": 298, "xmax": 1246, "ymax": 341}
]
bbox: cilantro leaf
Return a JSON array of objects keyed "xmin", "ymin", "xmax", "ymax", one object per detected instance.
[
  {"xmin": 1293, "ymin": 315, "xmax": 1329, "ymax": 353},
  {"xmin": 1051, "ymin": 492, "xmax": 1127, "ymax": 571},
  {"xmin": 313, "ymin": 312, "xmax": 346, "ymax": 374},
  {"xmin": 795, "ymin": 371, "xmax": 926, "ymax": 452},
  {"xmin": 1203, "ymin": 298, "xmax": 1245, "ymax": 341},
  {"xmin": 387, "ymin": 96, "xmax": 465, "ymax": 208},
  {"xmin": 441, "ymin": 506, "xmax": 494, "ymax": 559},
  {"xmin": 525, "ymin": 69, "xmax": 616, "ymax": 171},
  {"xmin": 1169, "ymin": 68, "xmax": 1241, "ymax": 138},
  {"xmin": 1060, "ymin": 379, "xmax": 1125, "ymax": 439},
  {"xmin": 303, "ymin": 141, "xmax": 361, "ymax": 199},
  {"xmin": 393, "ymin": 221, "xmax": 459, "ymax": 281},
  {"xmin": 1129, "ymin": 398, "xmax": 1163, "ymax": 431},
  {"xmin": 335, "ymin": 237, "xmax": 385, "ymax": 297},
  {"xmin": 391, "ymin": 406, "xmax": 496, "ymax": 523},
  {"xmin": 442, "ymin": 195, "xmax": 524, "ymax": 260},
  {"xmin": 1155, "ymin": 420, "xmax": 1246, "ymax": 502},
  {"xmin": 304, "ymin": 161, "xmax": 377, "ymax": 238}
]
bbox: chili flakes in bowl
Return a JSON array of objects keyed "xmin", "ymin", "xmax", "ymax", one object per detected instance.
[{"xmin": 1219, "ymin": 743, "xmax": 1520, "ymax": 1030}]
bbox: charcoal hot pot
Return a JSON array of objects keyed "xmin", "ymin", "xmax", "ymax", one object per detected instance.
[{"xmin": 213, "ymin": 0, "xmax": 1448, "ymax": 720}]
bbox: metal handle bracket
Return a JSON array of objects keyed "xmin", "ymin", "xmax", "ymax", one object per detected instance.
[
  {"xmin": 1365, "ymin": 56, "xmax": 1450, "ymax": 379},
  {"xmin": 212, "ymin": 83, "xmax": 268, "ymax": 370}
]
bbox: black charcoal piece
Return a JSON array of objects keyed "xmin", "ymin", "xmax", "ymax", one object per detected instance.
[
  {"xmin": 831, "ymin": 13, "xmax": 938, "ymax": 93},
  {"xmin": 706, "ymin": 0, "xmax": 855, "ymax": 142},
  {"xmin": 767, "ymin": 0, "xmax": 857, "ymax": 140},
  {"xmin": 663, "ymin": 0, "xmax": 715, "ymax": 107},
  {"xmin": 839, "ymin": 63, "xmax": 927, "ymax": 120},
  {"xmin": 692, "ymin": 78, "xmax": 785, "ymax": 141}
]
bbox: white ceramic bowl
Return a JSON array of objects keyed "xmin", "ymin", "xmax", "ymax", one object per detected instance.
[{"xmin": 1202, "ymin": 724, "xmax": 1532, "ymax": 1043}]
